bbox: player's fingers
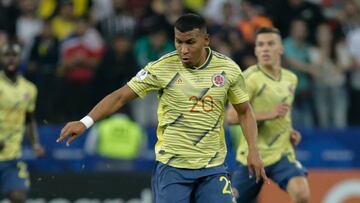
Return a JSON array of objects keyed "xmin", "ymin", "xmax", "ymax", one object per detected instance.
[
  {"xmin": 261, "ymin": 167, "xmax": 270, "ymax": 184},
  {"xmin": 232, "ymin": 187, "xmax": 239, "ymax": 198},
  {"xmin": 248, "ymin": 165, "xmax": 253, "ymax": 178},
  {"xmin": 291, "ymin": 133, "xmax": 301, "ymax": 145},
  {"xmin": 293, "ymin": 137, "xmax": 299, "ymax": 146},
  {"xmin": 66, "ymin": 134, "xmax": 80, "ymax": 146},
  {"xmin": 282, "ymin": 106, "xmax": 289, "ymax": 113},
  {"xmin": 57, "ymin": 126, "xmax": 70, "ymax": 142},
  {"xmin": 255, "ymin": 167, "xmax": 261, "ymax": 183},
  {"xmin": 282, "ymin": 103, "xmax": 290, "ymax": 107}
]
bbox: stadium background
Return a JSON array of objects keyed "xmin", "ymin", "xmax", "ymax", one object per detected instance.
[{"xmin": 0, "ymin": 0, "xmax": 359, "ymax": 202}]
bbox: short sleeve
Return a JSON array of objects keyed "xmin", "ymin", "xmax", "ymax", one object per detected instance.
[
  {"xmin": 228, "ymin": 70, "xmax": 249, "ymax": 104},
  {"xmin": 292, "ymin": 73, "xmax": 298, "ymax": 90},
  {"xmin": 244, "ymin": 75, "xmax": 257, "ymax": 101},
  {"xmin": 127, "ymin": 64, "xmax": 162, "ymax": 98},
  {"xmin": 27, "ymin": 85, "xmax": 37, "ymax": 113}
]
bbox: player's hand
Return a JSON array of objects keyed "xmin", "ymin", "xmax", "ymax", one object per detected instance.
[
  {"xmin": 273, "ymin": 103, "xmax": 290, "ymax": 118},
  {"xmin": 290, "ymin": 129, "xmax": 301, "ymax": 147},
  {"xmin": 57, "ymin": 121, "xmax": 87, "ymax": 146},
  {"xmin": 32, "ymin": 143, "xmax": 45, "ymax": 157},
  {"xmin": 247, "ymin": 148, "xmax": 270, "ymax": 184}
]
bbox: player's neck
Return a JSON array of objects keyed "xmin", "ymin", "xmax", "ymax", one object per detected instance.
[
  {"xmin": 259, "ymin": 64, "xmax": 281, "ymax": 79},
  {"xmin": 195, "ymin": 48, "xmax": 209, "ymax": 68},
  {"xmin": 4, "ymin": 71, "xmax": 18, "ymax": 83}
]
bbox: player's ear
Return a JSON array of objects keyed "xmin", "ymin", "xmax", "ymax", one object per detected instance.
[
  {"xmin": 254, "ymin": 45, "xmax": 259, "ymax": 58},
  {"xmin": 279, "ymin": 44, "xmax": 284, "ymax": 55},
  {"xmin": 204, "ymin": 34, "xmax": 210, "ymax": 46}
]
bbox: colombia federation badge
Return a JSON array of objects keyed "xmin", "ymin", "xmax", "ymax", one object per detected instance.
[{"xmin": 212, "ymin": 73, "xmax": 225, "ymax": 87}]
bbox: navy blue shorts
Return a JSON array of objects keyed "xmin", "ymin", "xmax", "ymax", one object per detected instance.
[
  {"xmin": 152, "ymin": 162, "xmax": 236, "ymax": 203},
  {"xmin": 231, "ymin": 155, "xmax": 307, "ymax": 203},
  {"xmin": 0, "ymin": 160, "xmax": 30, "ymax": 195}
]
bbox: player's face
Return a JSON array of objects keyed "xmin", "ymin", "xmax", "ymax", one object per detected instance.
[
  {"xmin": 0, "ymin": 46, "xmax": 21, "ymax": 74},
  {"xmin": 255, "ymin": 33, "xmax": 283, "ymax": 67},
  {"xmin": 174, "ymin": 28, "xmax": 209, "ymax": 68}
]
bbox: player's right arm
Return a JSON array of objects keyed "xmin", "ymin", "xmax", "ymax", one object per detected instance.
[
  {"xmin": 57, "ymin": 85, "xmax": 138, "ymax": 145},
  {"xmin": 232, "ymin": 101, "xmax": 269, "ymax": 184}
]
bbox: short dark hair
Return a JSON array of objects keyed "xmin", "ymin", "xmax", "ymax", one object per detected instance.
[
  {"xmin": 255, "ymin": 27, "xmax": 281, "ymax": 38},
  {"xmin": 174, "ymin": 13, "xmax": 207, "ymax": 33}
]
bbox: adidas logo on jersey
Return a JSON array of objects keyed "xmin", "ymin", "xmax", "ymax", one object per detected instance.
[{"xmin": 175, "ymin": 78, "xmax": 183, "ymax": 84}]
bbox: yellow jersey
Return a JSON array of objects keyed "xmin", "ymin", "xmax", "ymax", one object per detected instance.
[
  {"xmin": 236, "ymin": 65, "xmax": 298, "ymax": 166},
  {"xmin": 0, "ymin": 72, "xmax": 37, "ymax": 160},
  {"xmin": 128, "ymin": 48, "xmax": 248, "ymax": 169}
]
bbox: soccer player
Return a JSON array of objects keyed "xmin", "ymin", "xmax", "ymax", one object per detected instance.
[
  {"xmin": 0, "ymin": 43, "xmax": 45, "ymax": 203},
  {"xmin": 227, "ymin": 27, "xmax": 310, "ymax": 203},
  {"xmin": 57, "ymin": 14, "xmax": 268, "ymax": 203}
]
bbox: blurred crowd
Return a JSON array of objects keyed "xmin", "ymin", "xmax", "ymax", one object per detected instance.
[{"xmin": 0, "ymin": 0, "xmax": 360, "ymax": 128}]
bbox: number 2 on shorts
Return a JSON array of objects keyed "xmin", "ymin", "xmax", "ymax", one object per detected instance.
[
  {"xmin": 219, "ymin": 176, "xmax": 232, "ymax": 194},
  {"xmin": 17, "ymin": 162, "xmax": 28, "ymax": 179}
]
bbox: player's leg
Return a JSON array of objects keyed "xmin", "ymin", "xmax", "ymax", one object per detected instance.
[
  {"xmin": 231, "ymin": 162, "xmax": 263, "ymax": 203},
  {"xmin": 287, "ymin": 176, "xmax": 310, "ymax": 203},
  {"xmin": 270, "ymin": 156, "xmax": 310, "ymax": 203},
  {"xmin": 2, "ymin": 161, "xmax": 30, "ymax": 203},
  {"xmin": 152, "ymin": 162, "xmax": 193, "ymax": 203},
  {"xmin": 194, "ymin": 173, "xmax": 235, "ymax": 203}
]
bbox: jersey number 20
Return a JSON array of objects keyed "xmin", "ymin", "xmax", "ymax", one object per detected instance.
[{"xmin": 189, "ymin": 96, "xmax": 214, "ymax": 112}]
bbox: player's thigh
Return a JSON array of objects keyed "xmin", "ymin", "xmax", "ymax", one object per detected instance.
[
  {"xmin": 270, "ymin": 156, "xmax": 307, "ymax": 191},
  {"xmin": 151, "ymin": 162, "xmax": 193, "ymax": 203},
  {"xmin": 1, "ymin": 161, "xmax": 30, "ymax": 195},
  {"xmin": 231, "ymin": 163, "xmax": 262, "ymax": 203},
  {"xmin": 154, "ymin": 182, "xmax": 193, "ymax": 203},
  {"xmin": 194, "ymin": 173, "xmax": 235, "ymax": 203}
]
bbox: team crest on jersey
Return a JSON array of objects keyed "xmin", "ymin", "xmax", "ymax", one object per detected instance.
[
  {"xmin": 212, "ymin": 74, "xmax": 225, "ymax": 87},
  {"xmin": 136, "ymin": 69, "xmax": 148, "ymax": 81}
]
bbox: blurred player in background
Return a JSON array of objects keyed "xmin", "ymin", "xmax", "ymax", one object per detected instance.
[
  {"xmin": 227, "ymin": 27, "xmax": 310, "ymax": 203},
  {"xmin": 0, "ymin": 42, "xmax": 45, "ymax": 203},
  {"xmin": 57, "ymin": 14, "xmax": 268, "ymax": 203}
]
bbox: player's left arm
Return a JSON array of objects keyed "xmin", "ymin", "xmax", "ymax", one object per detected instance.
[
  {"xmin": 25, "ymin": 112, "xmax": 45, "ymax": 157},
  {"xmin": 232, "ymin": 101, "xmax": 269, "ymax": 184}
]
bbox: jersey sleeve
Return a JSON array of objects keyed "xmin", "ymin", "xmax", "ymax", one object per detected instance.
[
  {"xmin": 293, "ymin": 73, "xmax": 298, "ymax": 88},
  {"xmin": 127, "ymin": 63, "xmax": 162, "ymax": 98},
  {"xmin": 27, "ymin": 84, "xmax": 37, "ymax": 113},
  {"xmin": 244, "ymin": 75, "xmax": 257, "ymax": 101},
  {"xmin": 228, "ymin": 69, "xmax": 249, "ymax": 104}
]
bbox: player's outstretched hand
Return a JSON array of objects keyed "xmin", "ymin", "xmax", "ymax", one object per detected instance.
[
  {"xmin": 56, "ymin": 121, "xmax": 87, "ymax": 146},
  {"xmin": 247, "ymin": 149, "xmax": 270, "ymax": 184}
]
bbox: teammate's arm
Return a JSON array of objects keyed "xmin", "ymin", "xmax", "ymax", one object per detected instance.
[
  {"xmin": 57, "ymin": 85, "xmax": 138, "ymax": 145},
  {"xmin": 232, "ymin": 101, "xmax": 269, "ymax": 184},
  {"xmin": 227, "ymin": 102, "xmax": 289, "ymax": 123},
  {"xmin": 25, "ymin": 112, "xmax": 45, "ymax": 157}
]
